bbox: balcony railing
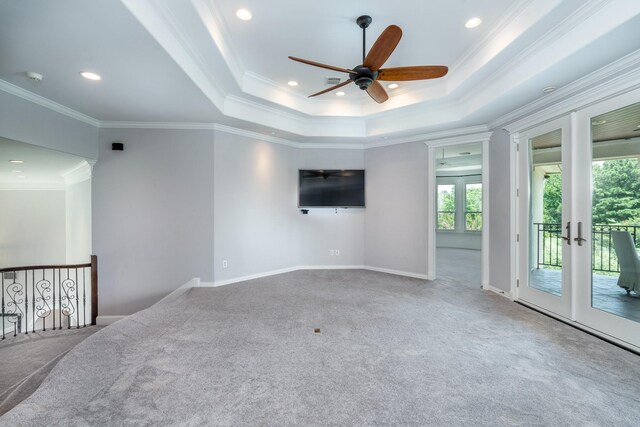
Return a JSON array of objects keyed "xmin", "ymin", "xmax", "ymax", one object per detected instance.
[
  {"xmin": 0, "ymin": 256, "xmax": 98, "ymax": 339},
  {"xmin": 534, "ymin": 223, "xmax": 640, "ymax": 272}
]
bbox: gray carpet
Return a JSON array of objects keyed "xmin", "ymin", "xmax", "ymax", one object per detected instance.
[
  {"xmin": 2, "ymin": 269, "xmax": 640, "ymax": 426},
  {"xmin": 0, "ymin": 327, "xmax": 101, "ymax": 416}
]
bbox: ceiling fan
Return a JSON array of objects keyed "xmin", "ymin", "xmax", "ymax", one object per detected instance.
[{"xmin": 288, "ymin": 15, "xmax": 448, "ymax": 104}]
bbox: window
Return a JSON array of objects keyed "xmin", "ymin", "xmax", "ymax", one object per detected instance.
[
  {"xmin": 465, "ymin": 183, "xmax": 482, "ymax": 231},
  {"xmin": 437, "ymin": 184, "xmax": 455, "ymax": 230}
]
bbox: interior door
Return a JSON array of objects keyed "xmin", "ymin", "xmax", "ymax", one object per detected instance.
[
  {"xmin": 517, "ymin": 116, "xmax": 573, "ymax": 319},
  {"xmin": 574, "ymin": 92, "xmax": 640, "ymax": 349}
]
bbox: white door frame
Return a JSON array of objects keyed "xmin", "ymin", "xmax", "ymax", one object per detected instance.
[
  {"xmin": 508, "ymin": 87, "xmax": 640, "ymax": 352},
  {"xmin": 425, "ymin": 132, "xmax": 491, "ymax": 288},
  {"xmin": 573, "ymin": 87, "xmax": 640, "ymax": 349},
  {"xmin": 514, "ymin": 115, "xmax": 573, "ymax": 319}
]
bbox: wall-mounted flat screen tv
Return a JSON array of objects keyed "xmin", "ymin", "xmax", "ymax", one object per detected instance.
[{"xmin": 298, "ymin": 169, "xmax": 365, "ymax": 208}]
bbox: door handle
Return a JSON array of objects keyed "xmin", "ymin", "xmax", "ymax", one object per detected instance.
[
  {"xmin": 574, "ymin": 221, "xmax": 587, "ymax": 246},
  {"xmin": 561, "ymin": 221, "xmax": 571, "ymax": 245}
]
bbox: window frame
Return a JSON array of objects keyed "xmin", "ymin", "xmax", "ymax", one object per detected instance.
[
  {"xmin": 436, "ymin": 183, "xmax": 457, "ymax": 231},
  {"xmin": 464, "ymin": 182, "xmax": 483, "ymax": 232}
]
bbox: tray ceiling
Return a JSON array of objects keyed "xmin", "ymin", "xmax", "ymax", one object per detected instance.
[{"xmin": 1, "ymin": 0, "xmax": 639, "ymax": 144}]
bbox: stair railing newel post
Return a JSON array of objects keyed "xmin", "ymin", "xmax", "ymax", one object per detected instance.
[
  {"xmin": 2, "ymin": 273, "xmax": 5, "ymax": 340},
  {"xmin": 91, "ymin": 255, "xmax": 98, "ymax": 326}
]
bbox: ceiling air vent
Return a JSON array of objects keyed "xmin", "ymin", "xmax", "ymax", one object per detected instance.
[{"xmin": 326, "ymin": 77, "xmax": 341, "ymax": 86}]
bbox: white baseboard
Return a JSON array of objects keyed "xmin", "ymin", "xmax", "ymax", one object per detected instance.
[
  {"xmin": 298, "ymin": 264, "xmax": 366, "ymax": 270},
  {"xmin": 210, "ymin": 265, "xmax": 428, "ymax": 287},
  {"xmin": 363, "ymin": 266, "xmax": 429, "ymax": 280},
  {"xmin": 483, "ymin": 283, "xmax": 513, "ymax": 300},
  {"xmin": 156, "ymin": 277, "xmax": 200, "ymax": 304},
  {"xmin": 96, "ymin": 315, "xmax": 127, "ymax": 326},
  {"xmin": 210, "ymin": 266, "xmax": 299, "ymax": 287}
]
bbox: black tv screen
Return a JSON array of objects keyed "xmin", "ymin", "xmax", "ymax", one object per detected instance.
[{"xmin": 298, "ymin": 170, "xmax": 365, "ymax": 208}]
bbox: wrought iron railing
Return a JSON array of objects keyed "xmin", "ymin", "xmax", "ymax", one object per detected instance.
[
  {"xmin": 0, "ymin": 255, "xmax": 98, "ymax": 339},
  {"xmin": 534, "ymin": 223, "xmax": 640, "ymax": 272}
]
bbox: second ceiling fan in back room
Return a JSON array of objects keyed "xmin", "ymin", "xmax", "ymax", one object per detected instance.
[{"xmin": 288, "ymin": 15, "xmax": 449, "ymax": 104}]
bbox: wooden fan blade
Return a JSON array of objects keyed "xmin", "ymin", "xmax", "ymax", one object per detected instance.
[
  {"xmin": 366, "ymin": 80, "xmax": 389, "ymax": 104},
  {"xmin": 363, "ymin": 25, "xmax": 403, "ymax": 71},
  {"xmin": 308, "ymin": 79, "xmax": 352, "ymax": 98},
  {"xmin": 378, "ymin": 66, "xmax": 449, "ymax": 81},
  {"xmin": 288, "ymin": 56, "xmax": 353, "ymax": 74}
]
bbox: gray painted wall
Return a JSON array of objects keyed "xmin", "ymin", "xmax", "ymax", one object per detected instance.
[
  {"xmin": 93, "ymin": 128, "xmax": 215, "ymax": 315},
  {"xmin": 294, "ymin": 148, "xmax": 365, "ymax": 267},
  {"xmin": 212, "ymin": 134, "xmax": 366, "ymax": 282},
  {"xmin": 213, "ymin": 132, "xmax": 297, "ymax": 282},
  {"xmin": 0, "ymin": 190, "xmax": 66, "ymax": 268},
  {"xmin": 364, "ymin": 142, "xmax": 428, "ymax": 275},
  {"xmin": 65, "ymin": 179, "xmax": 92, "ymax": 264},
  {"xmin": 0, "ymin": 91, "xmax": 98, "ymax": 160},
  {"xmin": 488, "ymin": 129, "xmax": 512, "ymax": 292}
]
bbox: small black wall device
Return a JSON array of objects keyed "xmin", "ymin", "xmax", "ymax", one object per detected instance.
[{"xmin": 112, "ymin": 142, "xmax": 124, "ymax": 151}]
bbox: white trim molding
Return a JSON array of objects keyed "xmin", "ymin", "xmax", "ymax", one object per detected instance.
[
  {"xmin": 61, "ymin": 160, "xmax": 93, "ymax": 186},
  {"xmin": 495, "ymin": 49, "xmax": 640, "ymax": 133},
  {"xmin": 210, "ymin": 265, "xmax": 430, "ymax": 287},
  {"xmin": 484, "ymin": 284, "xmax": 513, "ymax": 300},
  {"xmin": 0, "ymin": 79, "xmax": 99, "ymax": 127}
]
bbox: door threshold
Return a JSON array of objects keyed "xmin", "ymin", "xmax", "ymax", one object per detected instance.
[{"xmin": 516, "ymin": 300, "xmax": 640, "ymax": 356}]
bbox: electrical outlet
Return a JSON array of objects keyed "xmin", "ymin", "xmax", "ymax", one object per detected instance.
[
  {"xmin": 335, "ymin": 249, "xmax": 340, "ymax": 256},
  {"xmin": 222, "ymin": 260, "xmax": 228, "ymax": 268},
  {"xmin": 329, "ymin": 249, "xmax": 335, "ymax": 256}
]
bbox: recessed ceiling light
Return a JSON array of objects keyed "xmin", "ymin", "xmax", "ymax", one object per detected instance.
[
  {"xmin": 636, "ymin": 125, "xmax": 640, "ymax": 128},
  {"xmin": 591, "ymin": 120, "xmax": 607, "ymax": 126},
  {"xmin": 542, "ymin": 85, "xmax": 556, "ymax": 93},
  {"xmin": 17, "ymin": 175, "xmax": 26, "ymax": 179},
  {"xmin": 9, "ymin": 160, "xmax": 24, "ymax": 164},
  {"xmin": 336, "ymin": 91, "xmax": 345, "ymax": 96},
  {"xmin": 80, "ymin": 71, "xmax": 101, "ymax": 81},
  {"xmin": 236, "ymin": 9, "xmax": 252, "ymax": 21},
  {"xmin": 388, "ymin": 83, "xmax": 399, "ymax": 89},
  {"xmin": 270, "ymin": 131, "xmax": 276, "ymax": 135},
  {"xmin": 465, "ymin": 17, "xmax": 482, "ymax": 29},
  {"xmin": 382, "ymin": 136, "xmax": 389, "ymax": 140},
  {"xmin": 11, "ymin": 170, "xmax": 22, "ymax": 173},
  {"xmin": 288, "ymin": 81, "xmax": 298, "ymax": 87}
]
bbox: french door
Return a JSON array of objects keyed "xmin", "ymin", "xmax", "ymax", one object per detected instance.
[
  {"xmin": 517, "ymin": 90, "xmax": 640, "ymax": 350},
  {"xmin": 517, "ymin": 116, "xmax": 573, "ymax": 319}
]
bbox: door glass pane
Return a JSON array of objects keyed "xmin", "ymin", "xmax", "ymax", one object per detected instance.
[
  {"xmin": 591, "ymin": 102, "xmax": 640, "ymax": 323},
  {"xmin": 437, "ymin": 184, "xmax": 455, "ymax": 230},
  {"xmin": 529, "ymin": 129, "xmax": 563, "ymax": 296},
  {"xmin": 465, "ymin": 183, "xmax": 482, "ymax": 231}
]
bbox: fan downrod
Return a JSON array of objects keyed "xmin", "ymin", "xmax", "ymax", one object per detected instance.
[{"xmin": 353, "ymin": 15, "xmax": 375, "ymax": 89}]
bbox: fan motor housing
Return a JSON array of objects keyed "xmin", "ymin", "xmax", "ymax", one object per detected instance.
[{"xmin": 350, "ymin": 65, "xmax": 378, "ymax": 90}]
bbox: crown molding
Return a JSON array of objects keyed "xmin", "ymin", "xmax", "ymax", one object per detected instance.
[
  {"xmin": 121, "ymin": 0, "xmax": 227, "ymax": 110},
  {"xmin": 212, "ymin": 124, "xmax": 299, "ymax": 148},
  {"xmin": 191, "ymin": 0, "xmax": 245, "ymax": 86},
  {"xmin": 61, "ymin": 160, "xmax": 93, "ymax": 186},
  {"xmin": 0, "ymin": 79, "xmax": 99, "ymax": 127},
  {"xmin": 0, "ymin": 182, "xmax": 65, "ymax": 191},
  {"xmin": 100, "ymin": 121, "xmax": 217, "ymax": 130},
  {"xmin": 422, "ymin": 132, "xmax": 493, "ymax": 148},
  {"xmin": 494, "ymin": 48, "xmax": 640, "ymax": 133},
  {"xmin": 449, "ymin": 0, "xmax": 532, "ymax": 72},
  {"xmin": 364, "ymin": 125, "xmax": 490, "ymax": 149}
]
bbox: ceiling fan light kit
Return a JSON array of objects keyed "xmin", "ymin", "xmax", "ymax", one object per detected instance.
[{"xmin": 288, "ymin": 15, "xmax": 448, "ymax": 104}]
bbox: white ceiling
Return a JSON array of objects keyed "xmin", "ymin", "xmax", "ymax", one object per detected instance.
[{"xmin": 1, "ymin": 0, "xmax": 640, "ymax": 145}]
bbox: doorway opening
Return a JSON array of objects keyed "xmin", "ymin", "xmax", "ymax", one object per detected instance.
[{"xmin": 433, "ymin": 142, "xmax": 484, "ymax": 286}]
